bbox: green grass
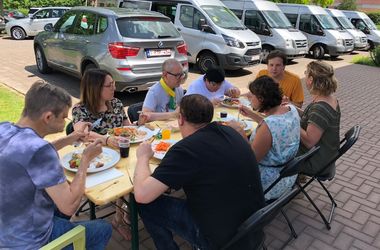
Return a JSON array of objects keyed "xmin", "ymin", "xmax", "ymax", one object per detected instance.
[
  {"xmin": 377, "ymin": 24, "xmax": 380, "ymax": 30},
  {"xmin": 351, "ymin": 55, "xmax": 378, "ymax": 67},
  {"xmin": 0, "ymin": 84, "xmax": 24, "ymax": 122}
]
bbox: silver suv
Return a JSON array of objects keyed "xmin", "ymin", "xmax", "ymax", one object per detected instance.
[{"xmin": 34, "ymin": 7, "xmax": 188, "ymax": 93}]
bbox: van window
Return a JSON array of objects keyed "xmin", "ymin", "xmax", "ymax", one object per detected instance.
[
  {"xmin": 285, "ymin": 13, "xmax": 298, "ymax": 27},
  {"xmin": 73, "ymin": 12, "xmax": 96, "ymax": 35},
  {"xmin": 96, "ymin": 16, "xmax": 108, "ymax": 34},
  {"xmin": 314, "ymin": 14, "xmax": 340, "ymax": 29},
  {"xmin": 52, "ymin": 9, "xmax": 67, "ymax": 18},
  {"xmin": 230, "ymin": 9, "xmax": 243, "ymax": 19},
  {"xmin": 117, "ymin": 17, "xmax": 180, "ymax": 38},
  {"xmin": 152, "ymin": 3, "xmax": 176, "ymax": 23},
  {"xmin": 334, "ymin": 16, "xmax": 354, "ymax": 29},
  {"xmin": 299, "ymin": 14, "xmax": 322, "ymax": 35},
  {"xmin": 202, "ymin": 5, "xmax": 245, "ymax": 30},
  {"xmin": 245, "ymin": 10, "xmax": 266, "ymax": 34},
  {"xmin": 54, "ymin": 11, "xmax": 77, "ymax": 33},
  {"xmin": 261, "ymin": 11, "xmax": 293, "ymax": 29},
  {"xmin": 179, "ymin": 5, "xmax": 205, "ymax": 30}
]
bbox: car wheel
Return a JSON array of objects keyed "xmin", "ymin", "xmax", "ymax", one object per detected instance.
[
  {"xmin": 311, "ymin": 45, "xmax": 324, "ymax": 59},
  {"xmin": 330, "ymin": 55, "xmax": 339, "ymax": 60},
  {"xmin": 11, "ymin": 27, "xmax": 26, "ymax": 40},
  {"xmin": 260, "ymin": 46, "xmax": 273, "ymax": 64},
  {"xmin": 35, "ymin": 46, "xmax": 52, "ymax": 74},
  {"xmin": 197, "ymin": 52, "xmax": 218, "ymax": 74}
]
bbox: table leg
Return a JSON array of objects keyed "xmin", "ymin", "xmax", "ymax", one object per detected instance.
[
  {"xmin": 121, "ymin": 194, "xmax": 139, "ymax": 250},
  {"xmin": 89, "ymin": 201, "xmax": 96, "ymax": 220}
]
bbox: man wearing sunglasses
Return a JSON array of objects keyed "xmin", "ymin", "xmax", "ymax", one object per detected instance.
[
  {"xmin": 139, "ymin": 59, "xmax": 186, "ymax": 124},
  {"xmin": 186, "ymin": 66, "xmax": 240, "ymax": 105}
]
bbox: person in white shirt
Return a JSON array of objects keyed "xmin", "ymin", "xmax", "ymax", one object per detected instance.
[{"xmin": 186, "ymin": 66, "xmax": 240, "ymax": 105}]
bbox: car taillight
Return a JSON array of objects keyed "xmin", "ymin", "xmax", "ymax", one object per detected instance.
[
  {"xmin": 108, "ymin": 42, "xmax": 140, "ymax": 59},
  {"xmin": 177, "ymin": 42, "xmax": 187, "ymax": 56}
]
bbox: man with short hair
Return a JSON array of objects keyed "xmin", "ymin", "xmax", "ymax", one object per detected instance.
[
  {"xmin": 257, "ymin": 50, "xmax": 304, "ymax": 107},
  {"xmin": 186, "ymin": 66, "xmax": 240, "ymax": 105},
  {"xmin": 134, "ymin": 94, "xmax": 265, "ymax": 250},
  {"xmin": 140, "ymin": 58, "xmax": 186, "ymax": 123},
  {"xmin": 0, "ymin": 81, "xmax": 112, "ymax": 249}
]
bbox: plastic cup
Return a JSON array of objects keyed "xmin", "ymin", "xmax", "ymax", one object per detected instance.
[
  {"xmin": 161, "ymin": 127, "xmax": 171, "ymax": 140},
  {"xmin": 118, "ymin": 137, "xmax": 130, "ymax": 158}
]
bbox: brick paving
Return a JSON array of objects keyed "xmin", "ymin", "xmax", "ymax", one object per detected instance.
[{"xmin": 1, "ymin": 35, "xmax": 380, "ymax": 249}]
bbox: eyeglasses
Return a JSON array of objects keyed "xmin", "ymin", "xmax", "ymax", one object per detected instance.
[
  {"xmin": 166, "ymin": 71, "xmax": 186, "ymax": 79},
  {"xmin": 103, "ymin": 81, "xmax": 115, "ymax": 88}
]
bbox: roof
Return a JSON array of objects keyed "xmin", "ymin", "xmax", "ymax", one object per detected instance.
[{"xmin": 70, "ymin": 6, "xmax": 169, "ymax": 19}]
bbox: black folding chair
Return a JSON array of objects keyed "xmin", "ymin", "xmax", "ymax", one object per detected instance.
[
  {"xmin": 127, "ymin": 102, "xmax": 143, "ymax": 123},
  {"xmin": 298, "ymin": 125, "xmax": 361, "ymax": 230},
  {"xmin": 221, "ymin": 188, "xmax": 300, "ymax": 250},
  {"xmin": 263, "ymin": 146, "xmax": 320, "ymax": 248}
]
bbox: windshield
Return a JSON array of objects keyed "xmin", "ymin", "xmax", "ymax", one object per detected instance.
[
  {"xmin": 315, "ymin": 14, "xmax": 340, "ymax": 29},
  {"xmin": 262, "ymin": 10, "xmax": 293, "ymax": 29},
  {"xmin": 201, "ymin": 5, "xmax": 246, "ymax": 30},
  {"xmin": 363, "ymin": 18, "xmax": 377, "ymax": 30},
  {"xmin": 117, "ymin": 17, "xmax": 180, "ymax": 39},
  {"xmin": 334, "ymin": 16, "xmax": 355, "ymax": 29}
]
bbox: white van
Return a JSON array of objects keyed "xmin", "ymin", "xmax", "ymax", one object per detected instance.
[
  {"xmin": 121, "ymin": 0, "xmax": 262, "ymax": 73},
  {"xmin": 325, "ymin": 8, "xmax": 368, "ymax": 50},
  {"xmin": 278, "ymin": 3, "xmax": 354, "ymax": 59},
  {"xmin": 342, "ymin": 10, "xmax": 380, "ymax": 50},
  {"xmin": 221, "ymin": 0, "xmax": 308, "ymax": 62}
]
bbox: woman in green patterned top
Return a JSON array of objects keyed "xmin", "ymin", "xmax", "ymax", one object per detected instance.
[{"xmin": 298, "ymin": 61, "xmax": 341, "ymax": 176}]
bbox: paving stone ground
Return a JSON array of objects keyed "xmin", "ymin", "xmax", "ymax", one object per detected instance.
[{"xmin": 1, "ymin": 35, "xmax": 379, "ymax": 249}]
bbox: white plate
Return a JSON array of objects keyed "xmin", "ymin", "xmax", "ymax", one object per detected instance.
[
  {"xmin": 217, "ymin": 115, "xmax": 253, "ymax": 131},
  {"xmin": 61, "ymin": 147, "xmax": 120, "ymax": 173},
  {"xmin": 110, "ymin": 126, "xmax": 155, "ymax": 143},
  {"xmin": 151, "ymin": 140, "xmax": 177, "ymax": 160},
  {"xmin": 220, "ymin": 97, "xmax": 250, "ymax": 108}
]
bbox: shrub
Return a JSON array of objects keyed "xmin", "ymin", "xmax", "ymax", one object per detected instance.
[
  {"xmin": 370, "ymin": 45, "xmax": 380, "ymax": 66},
  {"xmin": 367, "ymin": 12, "xmax": 380, "ymax": 25}
]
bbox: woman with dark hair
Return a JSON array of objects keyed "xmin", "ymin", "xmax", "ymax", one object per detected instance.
[
  {"xmin": 72, "ymin": 68, "xmax": 131, "ymax": 147},
  {"xmin": 298, "ymin": 61, "xmax": 340, "ymax": 176},
  {"xmin": 72, "ymin": 68, "xmax": 132, "ymax": 240},
  {"xmin": 231, "ymin": 76, "xmax": 300, "ymax": 200}
]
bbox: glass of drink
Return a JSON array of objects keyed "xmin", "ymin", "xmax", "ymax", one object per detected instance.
[
  {"xmin": 118, "ymin": 136, "xmax": 130, "ymax": 158},
  {"xmin": 161, "ymin": 126, "xmax": 171, "ymax": 140}
]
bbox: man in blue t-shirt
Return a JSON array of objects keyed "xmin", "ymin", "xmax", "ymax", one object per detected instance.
[
  {"xmin": 139, "ymin": 58, "xmax": 186, "ymax": 124},
  {"xmin": 134, "ymin": 94, "xmax": 265, "ymax": 250},
  {"xmin": 0, "ymin": 81, "xmax": 112, "ymax": 249}
]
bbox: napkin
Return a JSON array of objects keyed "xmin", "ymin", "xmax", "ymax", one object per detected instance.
[{"xmin": 85, "ymin": 168, "xmax": 124, "ymax": 188}]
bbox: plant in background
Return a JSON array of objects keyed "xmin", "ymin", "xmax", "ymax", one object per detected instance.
[
  {"xmin": 370, "ymin": 45, "xmax": 380, "ymax": 66},
  {"xmin": 337, "ymin": 0, "xmax": 357, "ymax": 10}
]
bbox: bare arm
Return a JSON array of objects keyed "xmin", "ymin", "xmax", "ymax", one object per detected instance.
[
  {"xmin": 45, "ymin": 139, "xmax": 103, "ymax": 215},
  {"xmin": 133, "ymin": 141, "xmax": 169, "ymax": 203},
  {"xmin": 251, "ymin": 122, "xmax": 272, "ymax": 162},
  {"xmin": 139, "ymin": 107, "xmax": 179, "ymax": 124},
  {"xmin": 225, "ymin": 87, "xmax": 241, "ymax": 98},
  {"xmin": 52, "ymin": 122, "xmax": 91, "ymax": 151},
  {"xmin": 300, "ymin": 123, "xmax": 323, "ymax": 149}
]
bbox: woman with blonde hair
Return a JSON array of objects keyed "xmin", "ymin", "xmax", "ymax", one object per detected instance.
[{"xmin": 298, "ymin": 61, "xmax": 341, "ymax": 176}]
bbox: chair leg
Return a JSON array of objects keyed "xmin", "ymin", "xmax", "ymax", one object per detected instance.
[
  {"xmin": 299, "ymin": 185, "xmax": 331, "ymax": 230},
  {"xmin": 281, "ymin": 208, "xmax": 297, "ymax": 239},
  {"xmin": 317, "ymin": 179, "xmax": 337, "ymax": 224}
]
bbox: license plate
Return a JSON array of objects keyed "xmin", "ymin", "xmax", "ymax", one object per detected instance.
[
  {"xmin": 299, "ymin": 51, "xmax": 306, "ymax": 54},
  {"xmin": 146, "ymin": 49, "xmax": 171, "ymax": 58},
  {"xmin": 251, "ymin": 55, "xmax": 260, "ymax": 61}
]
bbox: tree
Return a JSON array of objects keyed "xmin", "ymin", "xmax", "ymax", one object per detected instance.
[
  {"xmin": 337, "ymin": 0, "xmax": 357, "ymax": 10},
  {"xmin": 272, "ymin": 0, "xmax": 310, "ymax": 4},
  {"xmin": 311, "ymin": 0, "xmax": 334, "ymax": 7}
]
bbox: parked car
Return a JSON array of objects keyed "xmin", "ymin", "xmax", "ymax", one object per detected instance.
[
  {"xmin": 34, "ymin": 7, "xmax": 188, "ymax": 93},
  {"xmin": 5, "ymin": 7, "xmax": 69, "ymax": 40},
  {"xmin": 3, "ymin": 9, "xmax": 26, "ymax": 19},
  {"xmin": 0, "ymin": 16, "xmax": 5, "ymax": 33}
]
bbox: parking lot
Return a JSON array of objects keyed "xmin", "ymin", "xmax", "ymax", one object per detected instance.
[{"xmin": 1, "ymin": 34, "xmax": 380, "ymax": 250}]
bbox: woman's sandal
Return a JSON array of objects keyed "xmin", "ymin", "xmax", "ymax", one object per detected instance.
[{"xmin": 112, "ymin": 217, "xmax": 132, "ymax": 241}]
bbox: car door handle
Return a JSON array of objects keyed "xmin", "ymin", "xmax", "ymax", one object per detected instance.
[
  {"xmin": 177, "ymin": 28, "xmax": 181, "ymax": 31},
  {"xmin": 85, "ymin": 40, "xmax": 90, "ymax": 44}
]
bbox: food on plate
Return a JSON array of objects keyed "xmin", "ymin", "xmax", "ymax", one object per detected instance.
[
  {"xmin": 144, "ymin": 123, "xmax": 155, "ymax": 131},
  {"xmin": 68, "ymin": 153, "xmax": 104, "ymax": 169},
  {"xmin": 222, "ymin": 98, "xmax": 240, "ymax": 106},
  {"xmin": 108, "ymin": 127, "xmax": 147, "ymax": 141},
  {"xmin": 155, "ymin": 141, "xmax": 172, "ymax": 152}
]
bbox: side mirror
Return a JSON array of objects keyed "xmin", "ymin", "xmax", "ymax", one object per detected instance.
[{"xmin": 44, "ymin": 23, "xmax": 53, "ymax": 32}]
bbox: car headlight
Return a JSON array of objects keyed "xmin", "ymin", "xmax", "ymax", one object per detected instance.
[
  {"xmin": 285, "ymin": 39, "xmax": 294, "ymax": 48},
  {"xmin": 222, "ymin": 34, "xmax": 245, "ymax": 49},
  {"xmin": 336, "ymin": 39, "xmax": 343, "ymax": 46}
]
